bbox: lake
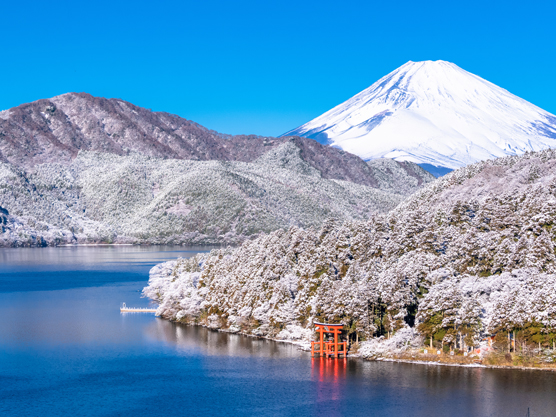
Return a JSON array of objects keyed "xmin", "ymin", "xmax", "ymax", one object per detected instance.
[{"xmin": 1, "ymin": 246, "xmax": 555, "ymax": 416}]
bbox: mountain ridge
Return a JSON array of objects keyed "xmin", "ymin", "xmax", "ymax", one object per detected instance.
[
  {"xmin": 0, "ymin": 145, "xmax": 406, "ymax": 247},
  {"xmin": 0, "ymin": 92, "xmax": 435, "ymax": 247},
  {"xmin": 0, "ymin": 92, "xmax": 433, "ymax": 189}
]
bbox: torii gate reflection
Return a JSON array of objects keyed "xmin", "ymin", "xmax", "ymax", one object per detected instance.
[
  {"xmin": 310, "ymin": 322, "xmax": 348, "ymax": 410},
  {"xmin": 311, "ymin": 356, "xmax": 347, "ymax": 404}
]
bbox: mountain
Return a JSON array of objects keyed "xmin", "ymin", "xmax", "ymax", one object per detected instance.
[
  {"xmin": 0, "ymin": 143, "xmax": 408, "ymax": 247},
  {"xmin": 144, "ymin": 148, "xmax": 556, "ymax": 357},
  {"xmin": 282, "ymin": 60, "xmax": 556, "ymax": 173},
  {"xmin": 0, "ymin": 92, "xmax": 433, "ymax": 189},
  {"xmin": 0, "ymin": 93, "xmax": 436, "ymax": 247}
]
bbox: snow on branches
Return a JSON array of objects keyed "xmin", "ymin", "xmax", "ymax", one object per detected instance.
[{"xmin": 144, "ymin": 149, "xmax": 556, "ymax": 350}]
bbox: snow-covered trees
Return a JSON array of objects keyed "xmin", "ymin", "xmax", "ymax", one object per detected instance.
[
  {"xmin": 144, "ymin": 149, "xmax": 556, "ymax": 351},
  {"xmin": 0, "ymin": 145, "xmax": 405, "ymax": 246}
]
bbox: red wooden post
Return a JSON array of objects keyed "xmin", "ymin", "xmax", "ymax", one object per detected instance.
[
  {"xmin": 320, "ymin": 326, "xmax": 324, "ymax": 357},
  {"xmin": 335, "ymin": 330, "xmax": 337, "ymax": 357}
]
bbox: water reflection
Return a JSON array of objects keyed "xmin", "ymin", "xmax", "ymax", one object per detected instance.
[
  {"xmin": 0, "ymin": 245, "xmax": 216, "ymax": 293},
  {"xmin": 146, "ymin": 318, "xmax": 306, "ymax": 358},
  {"xmin": 2, "ymin": 246, "xmax": 556, "ymax": 417},
  {"xmin": 147, "ymin": 320, "xmax": 556, "ymax": 417},
  {"xmin": 312, "ymin": 357, "xmax": 347, "ymax": 406},
  {"xmin": 0, "ymin": 245, "xmax": 213, "ymax": 272}
]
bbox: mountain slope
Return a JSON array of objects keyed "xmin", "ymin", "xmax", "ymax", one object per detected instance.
[
  {"xmin": 366, "ymin": 158, "xmax": 434, "ymax": 195},
  {"xmin": 0, "ymin": 92, "xmax": 434, "ymax": 191},
  {"xmin": 0, "ymin": 93, "xmax": 437, "ymax": 246},
  {"xmin": 282, "ymin": 60, "xmax": 556, "ymax": 170},
  {"xmin": 0, "ymin": 143, "xmax": 405, "ymax": 247}
]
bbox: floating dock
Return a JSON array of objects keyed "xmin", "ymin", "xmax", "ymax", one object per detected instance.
[{"xmin": 120, "ymin": 303, "xmax": 157, "ymax": 313}]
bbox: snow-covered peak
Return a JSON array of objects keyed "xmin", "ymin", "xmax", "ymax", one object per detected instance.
[{"xmin": 282, "ymin": 60, "xmax": 556, "ymax": 170}]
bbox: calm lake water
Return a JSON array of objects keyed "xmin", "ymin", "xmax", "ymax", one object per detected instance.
[{"xmin": 1, "ymin": 246, "xmax": 555, "ymax": 417}]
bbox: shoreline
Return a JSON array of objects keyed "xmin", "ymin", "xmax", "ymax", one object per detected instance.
[
  {"xmin": 165, "ymin": 318, "xmax": 556, "ymax": 373},
  {"xmin": 59, "ymin": 243, "xmax": 135, "ymax": 246},
  {"xmin": 0, "ymin": 243, "xmax": 225, "ymax": 248},
  {"xmin": 376, "ymin": 357, "xmax": 556, "ymax": 372}
]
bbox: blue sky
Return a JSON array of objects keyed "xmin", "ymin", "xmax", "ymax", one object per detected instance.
[{"xmin": 1, "ymin": 0, "xmax": 554, "ymax": 136}]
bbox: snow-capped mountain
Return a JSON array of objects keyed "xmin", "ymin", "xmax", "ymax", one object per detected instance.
[{"xmin": 282, "ymin": 60, "xmax": 556, "ymax": 171}]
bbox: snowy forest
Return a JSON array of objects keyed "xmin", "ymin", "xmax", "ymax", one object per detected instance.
[
  {"xmin": 0, "ymin": 93, "xmax": 434, "ymax": 247},
  {"xmin": 144, "ymin": 149, "xmax": 556, "ymax": 357},
  {"xmin": 0, "ymin": 144, "xmax": 422, "ymax": 246}
]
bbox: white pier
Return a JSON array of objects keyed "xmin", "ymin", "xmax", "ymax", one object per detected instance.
[{"xmin": 120, "ymin": 302, "xmax": 157, "ymax": 313}]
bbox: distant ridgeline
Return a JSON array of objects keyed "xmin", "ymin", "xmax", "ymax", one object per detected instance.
[
  {"xmin": 144, "ymin": 149, "xmax": 556, "ymax": 351},
  {"xmin": 0, "ymin": 93, "xmax": 434, "ymax": 247}
]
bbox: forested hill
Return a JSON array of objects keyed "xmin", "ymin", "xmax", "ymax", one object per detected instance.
[
  {"xmin": 0, "ymin": 92, "xmax": 433, "ymax": 190},
  {"xmin": 0, "ymin": 93, "xmax": 435, "ymax": 247},
  {"xmin": 144, "ymin": 149, "xmax": 556, "ymax": 352},
  {"xmin": 0, "ymin": 144, "xmax": 407, "ymax": 247}
]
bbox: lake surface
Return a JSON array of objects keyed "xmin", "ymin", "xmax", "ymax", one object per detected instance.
[{"xmin": 1, "ymin": 246, "xmax": 555, "ymax": 417}]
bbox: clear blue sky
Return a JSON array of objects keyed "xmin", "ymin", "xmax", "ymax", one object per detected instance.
[{"xmin": 1, "ymin": 0, "xmax": 555, "ymax": 136}]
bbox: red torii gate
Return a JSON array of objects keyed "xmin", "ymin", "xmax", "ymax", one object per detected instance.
[{"xmin": 311, "ymin": 322, "xmax": 347, "ymax": 358}]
